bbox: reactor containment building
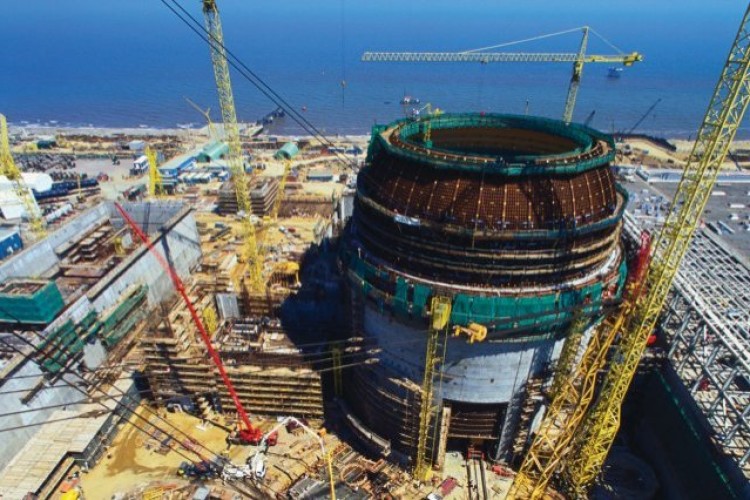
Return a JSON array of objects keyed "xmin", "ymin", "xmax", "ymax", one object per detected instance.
[{"xmin": 340, "ymin": 113, "xmax": 629, "ymax": 467}]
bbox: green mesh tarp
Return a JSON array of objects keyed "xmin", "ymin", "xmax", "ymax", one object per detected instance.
[
  {"xmin": 0, "ymin": 281, "xmax": 65, "ymax": 324},
  {"xmin": 344, "ymin": 246, "xmax": 628, "ymax": 335},
  {"xmin": 38, "ymin": 319, "xmax": 90, "ymax": 373},
  {"xmin": 412, "ymin": 284, "xmax": 431, "ymax": 317},
  {"xmin": 394, "ymin": 277, "xmax": 409, "ymax": 312},
  {"xmin": 371, "ymin": 113, "xmax": 616, "ymax": 176},
  {"xmin": 100, "ymin": 286, "xmax": 148, "ymax": 348}
]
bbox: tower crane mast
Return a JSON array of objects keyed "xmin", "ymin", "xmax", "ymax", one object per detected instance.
[
  {"xmin": 146, "ymin": 146, "xmax": 164, "ymax": 199},
  {"xmin": 362, "ymin": 27, "xmax": 642, "ymax": 123},
  {"xmin": 0, "ymin": 114, "xmax": 46, "ymax": 238},
  {"xmin": 202, "ymin": 0, "xmax": 263, "ymax": 293},
  {"xmin": 510, "ymin": 4, "xmax": 750, "ymax": 497},
  {"xmin": 185, "ymin": 97, "xmax": 218, "ymax": 142}
]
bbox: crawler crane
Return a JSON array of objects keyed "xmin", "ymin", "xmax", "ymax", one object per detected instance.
[{"xmin": 509, "ymin": 4, "xmax": 750, "ymax": 497}]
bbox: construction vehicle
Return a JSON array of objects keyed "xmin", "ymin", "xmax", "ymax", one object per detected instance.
[
  {"xmin": 177, "ymin": 459, "xmax": 221, "ymax": 479},
  {"xmin": 509, "ymin": 4, "xmax": 750, "ymax": 497},
  {"xmin": 114, "ymin": 202, "xmax": 266, "ymax": 445},
  {"xmin": 363, "ymin": 26, "xmax": 642, "ymax": 123},
  {"xmin": 249, "ymin": 416, "xmax": 336, "ymax": 499},
  {"xmin": 0, "ymin": 113, "xmax": 46, "ymax": 238}
]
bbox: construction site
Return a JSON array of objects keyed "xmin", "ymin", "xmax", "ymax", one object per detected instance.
[{"xmin": 2, "ymin": 1, "xmax": 750, "ymax": 500}]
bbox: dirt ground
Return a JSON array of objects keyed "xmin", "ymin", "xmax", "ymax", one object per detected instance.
[
  {"xmin": 72, "ymin": 157, "xmax": 144, "ymax": 200},
  {"xmin": 80, "ymin": 405, "xmax": 249, "ymax": 500}
]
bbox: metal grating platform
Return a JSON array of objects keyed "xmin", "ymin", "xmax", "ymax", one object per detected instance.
[{"xmin": 624, "ymin": 212, "xmax": 750, "ymax": 479}]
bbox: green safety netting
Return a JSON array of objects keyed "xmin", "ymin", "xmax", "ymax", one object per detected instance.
[
  {"xmin": 0, "ymin": 281, "xmax": 65, "ymax": 324},
  {"xmin": 344, "ymin": 247, "xmax": 627, "ymax": 335},
  {"xmin": 99, "ymin": 286, "xmax": 148, "ymax": 348},
  {"xmin": 37, "ymin": 319, "xmax": 92, "ymax": 373},
  {"xmin": 36, "ymin": 285, "xmax": 148, "ymax": 373}
]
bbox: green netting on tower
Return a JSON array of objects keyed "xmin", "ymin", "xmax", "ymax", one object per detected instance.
[
  {"xmin": 394, "ymin": 277, "xmax": 409, "ymax": 312},
  {"xmin": 343, "ymin": 244, "xmax": 628, "ymax": 337},
  {"xmin": 412, "ymin": 284, "xmax": 431, "ymax": 317}
]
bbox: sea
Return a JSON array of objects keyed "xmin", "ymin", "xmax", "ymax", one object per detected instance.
[{"xmin": 2, "ymin": 0, "xmax": 748, "ymax": 139}]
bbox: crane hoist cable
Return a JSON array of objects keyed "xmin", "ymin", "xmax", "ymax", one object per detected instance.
[{"xmin": 160, "ymin": 0, "xmax": 356, "ymax": 171}]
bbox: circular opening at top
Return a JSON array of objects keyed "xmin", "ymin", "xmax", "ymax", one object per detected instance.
[
  {"xmin": 426, "ymin": 126, "xmax": 577, "ymax": 157},
  {"xmin": 396, "ymin": 114, "xmax": 596, "ymax": 163}
]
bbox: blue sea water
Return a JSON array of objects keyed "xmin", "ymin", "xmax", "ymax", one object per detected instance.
[{"xmin": 1, "ymin": 1, "xmax": 748, "ymax": 138}]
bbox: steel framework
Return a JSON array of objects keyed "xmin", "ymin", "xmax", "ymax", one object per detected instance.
[
  {"xmin": 202, "ymin": 0, "xmax": 262, "ymax": 293},
  {"xmin": 624, "ymin": 212, "xmax": 750, "ymax": 481}
]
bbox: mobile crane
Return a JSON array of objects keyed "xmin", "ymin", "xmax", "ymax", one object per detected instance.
[{"xmin": 114, "ymin": 202, "xmax": 266, "ymax": 445}]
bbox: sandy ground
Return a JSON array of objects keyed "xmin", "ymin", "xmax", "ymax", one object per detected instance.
[
  {"xmin": 73, "ymin": 158, "xmax": 145, "ymax": 200},
  {"xmin": 80, "ymin": 406, "xmax": 247, "ymax": 500}
]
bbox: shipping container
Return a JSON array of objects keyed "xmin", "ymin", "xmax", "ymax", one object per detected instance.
[{"xmin": 0, "ymin": 228, "xmax": 22, "ymax": 260}]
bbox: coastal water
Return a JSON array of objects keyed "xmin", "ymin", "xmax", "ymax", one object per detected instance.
[{"xmin": 2, "ymin": 0, "xmax": 748, "ymax": 138}]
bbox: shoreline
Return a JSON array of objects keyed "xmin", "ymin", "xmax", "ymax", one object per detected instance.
[
  {"xmin": 9, "ymin": 123, "xmax": 750, "ymax": 151},
  {"xmin": 7, "ymin": 123, "xmax": 372, "ymax": 143}
]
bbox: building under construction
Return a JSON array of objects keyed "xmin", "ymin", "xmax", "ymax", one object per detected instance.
[{"xmin": 340, "ymin": 113, "xmax": 629, "ymax": 465}]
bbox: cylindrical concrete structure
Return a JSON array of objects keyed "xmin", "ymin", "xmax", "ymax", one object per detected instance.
[{"xmin": 341, "ymin": 113, "xmax": 628, "ymax": 464}]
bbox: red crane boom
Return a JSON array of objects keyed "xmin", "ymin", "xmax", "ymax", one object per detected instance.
[{"xmin": 114, "ymin": 202, "xmax": 262, "ymax": 444}]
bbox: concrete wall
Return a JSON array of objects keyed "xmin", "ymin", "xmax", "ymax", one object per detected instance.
[
  {"xmin": 0, "ymin": 362, "xmax": 84, "ymax": 470},
  {"xmin": 364, "ymin": 307, "xmax": 562, "ymax": 404},
  {"xmin": 0, "ymin": 204, "xmax": 109, "ymax": 281},
  {"xmin": 95, "ymin": 202, "xmax": 201, "ymax": 308},
  {"xmin": 0, "ymin": 201, "xmax": 202, "ymax": 473}
]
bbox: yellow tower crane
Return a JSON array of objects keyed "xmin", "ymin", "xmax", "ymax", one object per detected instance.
[
  {"xmin": 201, "ymin": 0, "xmax": 263, "ymax": 293},
  {"xmin": 414, "ymin": 296, "xmax": 452, "ymax": 482},
  {"xmin": 0, "ymin": 114, "xmax": 46, "ymax": 238},
  {"xmin": 509, "ymin": 5, "xmax": 750, "ymax": 498},
  {"xmin": 270, "ymin": 158, "xmax": 292, "ymax": 221},
  {"xmin": 362, "ymin": 26, "xmax": 642, "ymax": 123},
  {"xmin": 146, "ymin": 146, "xmax": 164, "ymax": 199}
]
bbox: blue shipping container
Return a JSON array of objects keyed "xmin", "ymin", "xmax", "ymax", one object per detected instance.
[{"xmin": 0, "ymin": 229, "xmax": 23, "ymax": 260}]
